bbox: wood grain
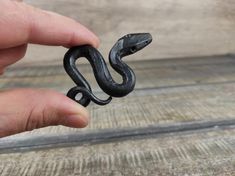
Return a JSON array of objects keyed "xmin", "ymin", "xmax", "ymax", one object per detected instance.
[
  {"xmin": 1, "ymin": 55, "xmax": 235, "ymax": 143},
  {"xmin": 0, "ymin": 128, "xmax": 234, "ymax": 175},
  {"xmin": 1, "ymin": 56, "xmax": 235, "ymax": 175},
  {"xmin": 2, "ymin": 55, "xmax": 235, "ymax": 91},
  {"xmin": 1, "ymin": 1, "xmax": 235, "ymax": 175},
  {"xmin": 0, "ymin": 119, "xmax": 234, "ymax": 153},
  {"xmin": 10, "ymin": 0, "xmax": 235, "ymax": 66}
]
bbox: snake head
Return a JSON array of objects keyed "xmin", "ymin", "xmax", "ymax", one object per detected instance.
[{"xmin": 119, "ymin": 33, "xmax": 152, "ymax": 56}]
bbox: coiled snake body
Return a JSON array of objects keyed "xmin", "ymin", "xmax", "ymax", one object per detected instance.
[{"xmin": 64, "ymin": 33, "xmax": 152, "ymax": 107}]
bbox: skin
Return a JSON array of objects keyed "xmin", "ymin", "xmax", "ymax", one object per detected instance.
[{"xmin": 0, "ymin": 0, "xmax": 100, "ymax": 137}]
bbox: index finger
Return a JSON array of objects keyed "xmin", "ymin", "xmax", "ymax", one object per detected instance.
[{"xmin": 0, "ymin": 1, "xmax": 99, "ymax": 49}]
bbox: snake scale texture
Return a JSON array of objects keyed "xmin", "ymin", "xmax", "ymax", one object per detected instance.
[{"xmin": 63, "ymin": 33, "xmax": 152, "ymax": 107}]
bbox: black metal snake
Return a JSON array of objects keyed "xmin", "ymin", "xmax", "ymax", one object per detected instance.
[{"xmin": 63, "ymin": 33, "xmax": 152, "ymax": 107}]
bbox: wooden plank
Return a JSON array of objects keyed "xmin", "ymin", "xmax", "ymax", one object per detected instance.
[
  {"xmin": 2, "ymin": 77, "xmax": 235, "ymax": 141},
  {"xmin": 2, "ymin": 55, "xmax": 235, "ymax": 91},
  {"xmin": 10, "ymin": 0, "xmax": 235, "ymax": 66},
  {"xmin": 0, "ymin": 128, "xmax": 234, "ymax": 175},
  {"xmin": 0, "ymin": 119, "xmax": 234, "ymax": 153},
  {"xmin": 1, "ymin": 56, "xmax": 235, "ymax": 140},
  {"xmin": 0, "ymin": 56, "xmax": 235, "ymax": 174}
]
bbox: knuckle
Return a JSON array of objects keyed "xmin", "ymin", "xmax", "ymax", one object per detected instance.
[
  {"xmin": 25, "ymin": 105, "xmax": 60, "ymax": 131},
  {"xmin": 25, "ymin": 106, "xmax": 38, "ymax": 131}
]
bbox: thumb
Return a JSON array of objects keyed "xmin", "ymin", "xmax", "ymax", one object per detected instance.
[{"xmin": 0, "ymin": 89, "xmax": 89, "ymax": 137}]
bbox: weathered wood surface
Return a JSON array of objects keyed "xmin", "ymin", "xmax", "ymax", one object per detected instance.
[
  {"xmin": 0, "ymin": 128, "xmax": 234, "ymax": 175},
  {"xmin": 3, "ymin": 55, "xmax": 235, "ymax": 91},
  {"xmin": 1, "ymin": 56, "xmax": 235, "ymax": 175},
  {"xmin": 1, "ymin": 0, "xmax": 235, "ymax": 175},
  {"xmin": 11, "ymin": 0, "xmax": 235, "ymax": 66},
  {"xmin": 1, "ymin": 55, "xmax": 235, "ymax": 139}
]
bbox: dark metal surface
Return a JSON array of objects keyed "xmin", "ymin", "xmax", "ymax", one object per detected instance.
[{"xmin": 63, "ymin": 33, "xmax": 152, "ymax": 106}]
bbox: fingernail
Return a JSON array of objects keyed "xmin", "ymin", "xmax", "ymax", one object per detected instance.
[
  {"xmin": 93, "ymin": 35, "xmax": 100, "ymax": 48},
  {"xmin": 66, "ymin": 114, "xmax": 89, "ymax": 128},
  {"xmin": 85, "ymin": 30, "xmax": 100, "ymax": 48}
]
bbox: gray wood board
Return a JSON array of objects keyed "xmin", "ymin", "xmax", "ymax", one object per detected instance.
[
  {"xmin": 2, "ymin": 55, "xmax": 235, "ymax": 91},
  {"xmin": 0, "ymin": 120, "xmax": 234, "ymax": 153},
  {"xmin": 1, "ymin": 55, "xmax": 235, "ymax": 147},
  {"xmin": 1, "ymin": 56, "xmax": 235, "ymax": 175},
  {"xmin": 0, "ymin": 128, "xmax": 234, "ymax": 175},
  {"xmin": 13, "ymin": 0, "xmax": 235, "ymax": 67}
]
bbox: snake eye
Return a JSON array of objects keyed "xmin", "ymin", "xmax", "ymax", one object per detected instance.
[{"xmin": 130, "ymin": 46, "xmax": 137, "ymax": 53}]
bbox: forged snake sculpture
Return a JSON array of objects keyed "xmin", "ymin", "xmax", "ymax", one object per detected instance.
[{"xmin": 64, "ymin": 33, "xmax": 152, "ymax": 107}]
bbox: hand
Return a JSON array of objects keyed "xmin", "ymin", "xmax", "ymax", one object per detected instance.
[{"xmin": 0, "ymin": 0, "xmax": 99, "ymax": 137}]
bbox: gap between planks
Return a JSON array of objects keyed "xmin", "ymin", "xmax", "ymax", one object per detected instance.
[{"xmin": 0, "ymin": 119, "xmax": 234, "ymax": 154}]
